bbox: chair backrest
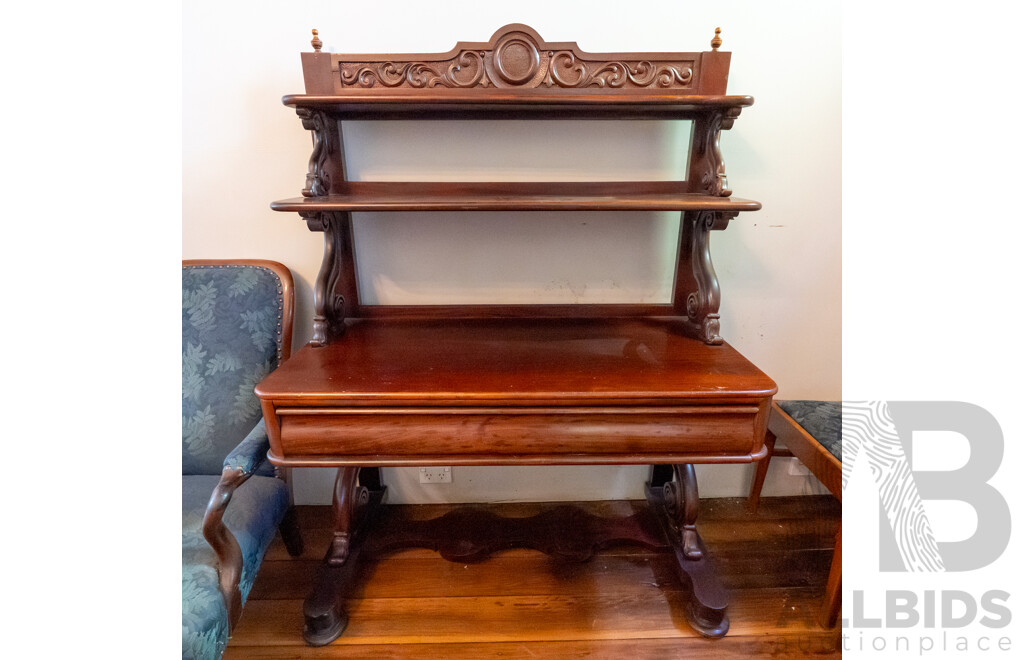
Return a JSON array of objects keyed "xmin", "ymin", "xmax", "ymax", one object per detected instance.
[{"xmin": 182, "ymin": 260, "xmax": 294, "ymax": 475}]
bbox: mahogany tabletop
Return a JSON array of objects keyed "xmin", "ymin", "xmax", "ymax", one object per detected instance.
[{"xmin": 256, "ymin": 317, "xmax": 776, "ymax": 408}]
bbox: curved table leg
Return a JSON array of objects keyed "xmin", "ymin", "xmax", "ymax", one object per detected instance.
[
  {"xmin": 647, "ymin": 463, "xmax": 730, "ymax": 637},
  {"xmin": 303, "ymin": 466, "xmax": 382, "ymax": 646}
]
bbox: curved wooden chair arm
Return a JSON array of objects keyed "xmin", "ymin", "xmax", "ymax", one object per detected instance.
[{"xmin": 202, "ymin": 467, "xmax": 250, "ymax": 631}]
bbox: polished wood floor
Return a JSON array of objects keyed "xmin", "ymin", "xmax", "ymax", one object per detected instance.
[{"xmin": 226, "ymin": 496, "xmax": 841, "ymax": 658}]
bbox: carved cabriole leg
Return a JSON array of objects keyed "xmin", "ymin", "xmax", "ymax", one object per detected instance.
[{"xmin": 302, "ymin": 211, "xmax": 348, "ymax": 347}]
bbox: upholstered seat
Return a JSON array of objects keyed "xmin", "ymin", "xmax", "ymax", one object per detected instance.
[
  {"xmin": 182, "ymin": 261, "xmax": 302, "ymax": 660},
  {"xmin": 776, "ymin": 400, "xmax": 841, "ymax": 462},
  {"xmin": 748, "ymin": 400, "xmax": 842, "ymax": 628}
]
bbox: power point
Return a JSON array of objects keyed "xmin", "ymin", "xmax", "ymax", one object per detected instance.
[
  {"xmin": 419, "ymin": 466, "xmax": 452, "ymax": 484},
  {"xmin": 787, "ymin": 458, "xmax": 810, "ymax": 476}
]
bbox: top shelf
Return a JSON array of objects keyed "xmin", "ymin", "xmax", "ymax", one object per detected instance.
[{"xmin": 282, "ymin": 93, "xmax": 753, "ymax": 120}]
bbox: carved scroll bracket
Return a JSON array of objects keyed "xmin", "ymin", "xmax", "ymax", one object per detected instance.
[
  {"xmin": 692, "ymin": 107, "xmax": 743, "ymax": 197},
  {"xmin": 297, "ymin": 108, "xmax": 342, "ymax": 197},
  {"xmin": 329, "ymin": 467, "xmax": 369, "ymax": 566},
  {"xmin": 301, "ymin": 210, "xmax": 348, "ymax": 346},
  {"xmin": 682, "ymin": 210, "xmax": 737, "ymax": 345},
  {"xmin": 664, "ymin": 464, "xmax": 702, "ymax": 560}
]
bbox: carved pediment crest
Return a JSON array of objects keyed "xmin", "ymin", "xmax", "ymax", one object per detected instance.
[{"xmin": 337, "ymin": 24, "xmax": 695, "ymax": 91}]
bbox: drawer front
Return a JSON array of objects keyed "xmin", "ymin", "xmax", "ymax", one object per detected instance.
[{"xmin": 272, "ymin": 406, "xmax": 767, "ymax": 462}]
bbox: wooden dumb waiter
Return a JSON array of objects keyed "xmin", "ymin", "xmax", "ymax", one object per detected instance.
[{"xmin": 258, "ymin": 24, "xmax": 774, "ymax": 644}]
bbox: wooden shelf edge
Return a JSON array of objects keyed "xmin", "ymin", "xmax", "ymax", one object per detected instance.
[
  {"xmin": 284, "ymin": 93, "xmax": 753, "ymax": 106},
  {"xmin": 270, "ymin": 183, "xmax": 761, "ymax": 213}
]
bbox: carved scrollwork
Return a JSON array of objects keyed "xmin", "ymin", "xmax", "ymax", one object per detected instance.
[
  {"xmin": 692, "ymin": 108, "xmax": 742, "ymax": 197},
  {"xmin": 342, "ymin": 52, "xmax": 695, "ymax": 90},
  {"xmin": 302, "ymin": 211, "xmax": 347, "ymax": 347},
  {"xmin": 684, "ymin": 210, "xmax": 724, "ymax": 345},
  {"xmin": 546, "ymin": 52, "xmax": 692, "ymax": 88},
  {"xmin": 337, "ymin": 28, "xmax": 695, "ymax": 91},
  {"xmin": 298, "ymin": 109, "xmax": 334, "ymax": 197},
  {"xmin": 694, "ymin": 113, "xmax": 725, "ymax": 196},
  {"xmin": 342, "ymin": 50, "xmax": 486, "ymax": 89},
  {"xmin": 666, "ymin": 464, "xmax": 702, "ymax": 560},
  {"xmin": 329, "ymin": 467, "xmax": 361, "ymax": 566},
  {"xmin": 686, "ymin": 211, "xmax": 719, "ymax": 317}
]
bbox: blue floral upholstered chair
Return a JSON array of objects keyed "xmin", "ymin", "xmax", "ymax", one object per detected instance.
[{"xmin": 182, "ymin": 260, "xmax": 303, "ymax": 659}]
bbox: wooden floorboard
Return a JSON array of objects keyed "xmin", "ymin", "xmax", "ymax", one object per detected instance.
[{"xmin": 227, "ymin": 496, "xmax": 841, "ymax": 658}]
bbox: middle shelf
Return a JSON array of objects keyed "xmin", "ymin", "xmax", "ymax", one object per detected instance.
[{"xmin": 271, "ymin": 181, "xmax": 761, "ymax": 213}]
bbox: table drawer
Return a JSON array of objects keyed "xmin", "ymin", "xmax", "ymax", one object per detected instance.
[{"xmin": 271, "ymin": 406, "xmax": 767, "ymax": 463}]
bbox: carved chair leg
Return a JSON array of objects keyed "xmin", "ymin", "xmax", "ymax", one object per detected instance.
[
  {"xmin": 819, "ymin": 527, "xmax": 842, "ymax": 628},
  {"xmin": 747, "ymin": 430, "xmax": 776, "ymax": 512},
  {"xmin": 279, "ymin": 505, "xmax": 304, "ymax": 557}
]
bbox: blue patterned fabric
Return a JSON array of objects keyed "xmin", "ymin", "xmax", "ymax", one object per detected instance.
[
  {"xmin": 182, "ymin": 263, "xmax": 292, "ymax": 659},
  {"xmin": 223, "ymin": 419, "xmax": 271, "ymax": 476},
  {"xmin": 778, "ymin": 400, "xmax": 842, "ymax": 463},
  {"xmin": 182, "ymin": 474, "xmax": 290, "ymax": 660},
  {"xmin": 183, "ymin": 264, "xmax": 285, "ymax": 476}
]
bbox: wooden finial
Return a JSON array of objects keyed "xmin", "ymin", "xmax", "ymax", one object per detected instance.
[
  {"xmin": 311, "ymin": 29, "xmax": 322, "ymax": 52},
  {"xmin": 711, "ymin": 27, "xmax": 722, "ymax": 51}
]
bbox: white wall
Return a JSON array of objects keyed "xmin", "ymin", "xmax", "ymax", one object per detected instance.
[{"xmin": 183, "ymin": 0, "xmax": 841, "ymax": 504}]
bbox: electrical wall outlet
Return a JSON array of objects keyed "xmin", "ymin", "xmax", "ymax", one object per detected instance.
[
  {"xmin": 787, "ymin": 458, "xmax": 810, "ymax": 476},
  {"xmin": 419, "ymin": 466, "xmax": 452, "ymax": 484}
]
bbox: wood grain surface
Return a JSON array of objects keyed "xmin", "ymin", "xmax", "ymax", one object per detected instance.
[{"xmin": 227, "ymin": 497, "xmax": 841, "ymax": 658}]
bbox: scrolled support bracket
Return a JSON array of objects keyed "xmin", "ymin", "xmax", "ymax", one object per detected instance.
[
  {"xmin": 297, "ymin": 108, "xmax": 342, "ymax": 197},
  {"xmin": 682, "ymin": 210, "xmax": 737, "ymax": 345},
  {"xmin": 301, "ymin": 210, "xmax": 348, "ymax": 347},
  {"xmin": 693, "ymin": 106, "xmax": 742, "ymax": 197}
]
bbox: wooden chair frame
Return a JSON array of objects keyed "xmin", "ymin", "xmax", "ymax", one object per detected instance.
[{"xmin": 748, "ymin": 401, "xmax": 841, "ymax": 628}]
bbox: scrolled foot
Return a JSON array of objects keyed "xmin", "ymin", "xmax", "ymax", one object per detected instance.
[
  {"xmin": 701, "ymin": 314, "xmax": 723, "ymax": 345},
  {"xmin": 686, "ymin": 599, "xmax": 730, "ymax": 638}
]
